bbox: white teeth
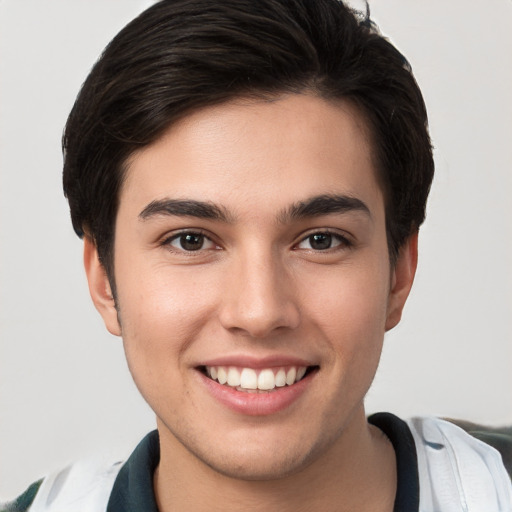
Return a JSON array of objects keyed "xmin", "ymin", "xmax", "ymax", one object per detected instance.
[
  {"xmin": 258, "ymin": 369, "xmax": 275, "ymax": 390},
  {"xmin": 227, "ymin": 367, "xmax": 241, "ymax": 387},
  {"xmin": 285, "ymin": 367, "xmax": 297, "ymax": 385},
  {"xmin": 206, "ymin": 365, "xmax": 310, "ymax": 391},
  {"xmin": 240, "ymin": 368, "xmax": 258, "ymax": 389},
  {"xmin": 296, "ymin": 367, "xmax": 307, "ymax": 381},
  {"xmin": 217, "ymin": 367, "xmax": 227, "ymax": 384},
  {"xmin": 275, "ymin": 369, "xmax": 286, "ymax": 387}
]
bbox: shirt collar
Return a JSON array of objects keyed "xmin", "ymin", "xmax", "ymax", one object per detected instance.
[
  {"xmin": 107, "ymin": 430, "xmax": 160, "ymax": 512},
  {"xmin": 107, "ymin": 414, "xmax": 419, "ymax": 512}
]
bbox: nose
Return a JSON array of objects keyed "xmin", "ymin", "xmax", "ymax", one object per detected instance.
[{"xmin": 218, "ymin": 249, "xmax": 301, "ymax": 338}]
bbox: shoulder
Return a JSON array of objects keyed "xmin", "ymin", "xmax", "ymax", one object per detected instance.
[
  {"xmin": 446, "ymin": 418, "xmax": 512, "ymax": 478},
  {"xmin": 1, "ymin": 458, "xmax": 123, "ymax": 512},
  {"xmin": 1, "ymin": 480, "xmax": 43, "ymax": 512},
  {"xmin": 407, "ymin": 416, "xmax": 512, "ymax": 511},
  {"xmin": 2, "ymin": 430, "xmax": 159, "ymax": 512}
]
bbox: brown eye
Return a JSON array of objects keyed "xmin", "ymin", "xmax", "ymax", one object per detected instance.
[
  {"xmin": 296, "ymin": 231, "xmax": 349, "ymax": 251},
  {"xmin": 179, "ymin": 233, "xmax": 204, "ymax": 251},
  {"xmin": 309, "ymin": 233, "xmax": 333, "ymax": 250},
  {"xmin": 166, "ymin": 232, "xmax": 216, "ymax": 252}
]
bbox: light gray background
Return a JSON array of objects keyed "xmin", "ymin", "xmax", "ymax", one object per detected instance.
[{"xmin": 1, "ymin": 0, "xmax": 511, "ymax": 499}]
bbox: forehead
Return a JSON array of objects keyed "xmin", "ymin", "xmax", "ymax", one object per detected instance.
[{"xmin": 121, "ymin": 94, "xmax": 382, "ymax": 220}]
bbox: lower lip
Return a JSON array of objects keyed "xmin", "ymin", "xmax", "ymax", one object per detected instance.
[{"xmin": 197, "ymin": 370, "xmax": 315, "ymax": 416}]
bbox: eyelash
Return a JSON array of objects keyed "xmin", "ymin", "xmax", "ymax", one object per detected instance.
[
  {"xmin": 160, "ymin": 230, "xmax": 218, "ymax": 253},
  {"xmin": 160, "ymin": 229, "xmax": 352, "ymax": 253},
  {"xmin": 294, "ymin": 230, "xmax": 353, "ymax": 252}
]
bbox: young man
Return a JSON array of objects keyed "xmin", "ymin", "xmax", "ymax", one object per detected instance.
[{"xmin": 3, "ymin": 0, "xmax": 511, "ymax": 511}]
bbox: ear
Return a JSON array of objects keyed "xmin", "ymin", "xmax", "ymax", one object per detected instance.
[
  {"xmin": 83, "ymin": 237, "xmax": 122, "ymax": 336},
  {"xmin": 385, "ymin": 232, "xmax": 418, "ymax": 331}
]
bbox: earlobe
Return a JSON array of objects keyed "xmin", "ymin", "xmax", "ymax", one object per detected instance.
[
  {"xmin": 83, "ymin": 237, "xmax": 122, "ymax": 336},
  {"xmin": 385, "ymin": 232, "xmax": 418, "ymax": 331}
]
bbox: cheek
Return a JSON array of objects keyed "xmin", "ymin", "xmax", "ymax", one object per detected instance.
[
  {"xmin": 307, "ymin": 260, "xmax": 390, "ymax": 335},
  {"xmin": 304, "ymin": 259, "xmax": 390, "ymax": 385},
  {"xmin": 117, "ymin": 258, "xmax": 217, "ymax": 329},
  {"xmin": 115, "ymin": 267, "xmax": 217, "ymax": 391}
]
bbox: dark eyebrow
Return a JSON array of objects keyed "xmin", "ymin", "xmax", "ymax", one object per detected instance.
[
  {"xmin": 139, "ymin": 199, "xmax": 232, "ymax": 222},
  {"xmin": 279, "ymin": 194, "xmax": 371, "ymax": 223},
  {"xmin": 139, "ymin": 195, "xmax": 370, "ymax": 224}
]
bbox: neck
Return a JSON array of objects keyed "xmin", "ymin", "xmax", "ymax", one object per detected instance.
[{"xmin": 153, "ymin": 408, "xmax": 397, "ymax": 512}]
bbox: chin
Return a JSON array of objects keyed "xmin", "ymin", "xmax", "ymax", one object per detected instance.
[
  {"xmin": 189, "ymin": 427, "xmax": 328, "ymax": 482},
  {"xmin": 203, "ymin": 448, "xmax": 313, "ymax": 482}
]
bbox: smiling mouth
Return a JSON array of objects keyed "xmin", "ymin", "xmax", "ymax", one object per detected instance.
[{"xmin": 199, "ymin": 365, "xmax": 318, "ymax": 393}]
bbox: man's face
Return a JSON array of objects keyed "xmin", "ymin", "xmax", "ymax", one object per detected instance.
[{"xmin": 86, "ymin": 94, "xmax": 415, "ymax": 480}]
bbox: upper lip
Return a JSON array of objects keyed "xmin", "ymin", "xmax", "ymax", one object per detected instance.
[{"xmin": 195, "ymin": 354, "xmax": 318, "ymax": 369}]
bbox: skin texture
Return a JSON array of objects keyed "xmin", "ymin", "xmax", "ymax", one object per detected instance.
[{"xmin": 84, "ymin": 94, "xmax": 417, "ymax": 511}]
